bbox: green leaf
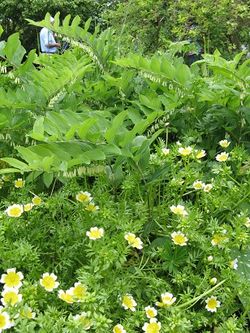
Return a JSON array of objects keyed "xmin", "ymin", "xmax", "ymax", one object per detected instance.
[
  {"xmin": 0, "ymin": 158, "xmax": 29, "ymax": 171},
  {"xmin": 4, "ymin": 33, "xmax": 26, "ymax": 66},
  {"xmin": 105, "ymin": 111, "xmax": 127, "ymax": 143},
  {"xmin": 30, "ymin": 117, "xmax": 45, "ymax": 141},
  {"xmin": 43, "ymin": 172, "xmax": 54, "ymax": 188}
]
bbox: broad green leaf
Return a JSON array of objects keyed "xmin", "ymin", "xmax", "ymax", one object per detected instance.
[
  {"xmin": 0, "ymin": 158, "xmax": 29, "ymax": 171},
  {"xmin": 105, "ymin": 111, "xmax": 127, "ymax": 143},
  {"xmin": 4, "ymin": 33, "xmax": 26, "ymax": 66}
]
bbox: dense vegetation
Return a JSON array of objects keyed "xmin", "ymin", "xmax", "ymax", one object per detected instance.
[
  {"xmin": 0, "ymin": 0, "xmax": 250, "ymax": 55},
  {"xmin": 0, "ymin": 10, "xmax": 250, "ymax": 333}
]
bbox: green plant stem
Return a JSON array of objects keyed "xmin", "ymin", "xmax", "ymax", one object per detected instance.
[{"xmin": 175, "ymin": 279, "xmax": 226, "ymax": 310}]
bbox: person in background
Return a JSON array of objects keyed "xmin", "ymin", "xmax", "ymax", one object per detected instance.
[{"xmin": 39, "ymin": 16, "xmax": 61, "ymax": 54}]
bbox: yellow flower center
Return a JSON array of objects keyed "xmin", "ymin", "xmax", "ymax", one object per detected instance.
[
  {"xmin": 32, "ymin": 197, "xmax": 42, "ymax": 205},
  {"xmin": 4, "ymin": 291, "xmax": 19, "ymax": 305},
  {"xmin": 9, "ymin": 207, "xmax": 22, "ymax": 217},
  {"xmin": 4, "ymin": 272, "xmax": 21, "ymax": 288},
  {"xmin": 113, "ymin": 326, "xmax": 123, "ymax": 333},
  {"xmin": 123, "ymin": 295, "xmax": 134, "ymax": 309},
  {"xmin": 0, "ymin": 314, "xmax": 7, "ymax": 329},
  {"xmin": 73, "ymin": 284, "xmax": 87, "ymax": 299},
  {"xmin": 173, "ymin": 234, "xmax": 186, "ymax": 245},
  {"xmin": 90, "ymin": 230, "xmax": 101, "ymax": 238},
  {"xmin": 207, "ymin": 298, "xmax": 217, "ymax": 310},
  {"xmin": 42, "ymin": 276, "xmax": 56, "ymax": 289},
  {"xmin": 60, "ymin": 292, "xmax": 74, "ymax": 304},
  {"xmin": 77, "ymin": 193, "xmax": 90, "ymax": 202},
  {"xmin": 145, "ymin": 322, "xmax": 161, "ymax": 333},
  {"xmin": 146, "ymin": 309, "xmax": 156, "ymax": 318},
  {"xmin": 24, "ymin": 204, "xmax": 33, "ymax": 212}
]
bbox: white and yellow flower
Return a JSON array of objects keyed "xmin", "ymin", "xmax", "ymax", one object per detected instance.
[
  {"xmin": 58, "ymin": 289, "xmax": 74, "ymax": 304},
  {"xmin": 14, "ymin": 178, "xmax": 25, "ymax": 188},
  {"xmin": 76, "ymin": 191, "xmax": 92, "ymax": 203},
  {"xmin": 193, "ymin": 180, "xmax": 205, "ymax": 190},
  {"xmin": 32, "ymin": 196, "xmax": 42, "ymax": 206},
  {"xmin": 229, "ymin": 258, "xmax": 238, "ymax": 270},
  {"xmin": 171, "ymin": 231, "xmax": 188, "ymax": 246},
  {"xmin": 40, "ymin": 273, "xmax": 59, "ymax": 292},
  {"xmin": 85, "ymin": 202, "xmax": 99, "ymax": 212},
  {"xmin": 216, "ymin": 152, "xmax": 229, "ymax": 162},
  {"xmin": 219, "ymin": 140, "xmax": 230, "ymax": 148},
  {"xmin": 203, "ymin": 184, "xmax": 213, "ymax": 192},
  {"xmin": 196, "ymin": 149, "xmax": 206, "ymax": 159},
  {"xmin": 113, "ymin": 324, "xmax": 127, "ymax": 333},
  {"xmin": 161, "ymin": 148, "xmax": 170, "ymax": 156},
  {"xmin": 86, "ymin": 227, "xmax": 104, "ymax": 240},
  {"xmin": 0, "ymin": 308, "xmax": 12, "ymax": 331},
  {"xmin": 0, "ymin": 268, "xmax": 24, "ymax": 289},
  {"xmin": 145, "ymin": 306, "xmax": 157, "ymax": 319},
  {"xmin": 211, "ymin": 234, "xmax": 228, "ymax": 247},
  {"xmin": 156, "ymin": 292, "xmax": 176, "ymax": 307},
  {"xmin": 170, "ymin": 204, "xmax": 188, "ymax": 217},
  {"xmin": 1, "ymin": 288, "xmax": 22, "ymax": 306},
  {"xmin": 205, "ymin": 296, "xmax": 221, "ymax": 312},
  {"xmin": 210, "ymin": 278, "xmax": 217, "ymax": 285},
  {"xmin": 23, "ymin": 203, "xmax": 34, "ymax": 212},
  {"xmin": 20, "ymin": 307, "xmax": 36, "ymax": 319},
  {"xmin": 142, "ymin": 318, "xmax": 161, "ymax": 333},
  {"xmin": 121, "ymin": 294, "xmax": 137, "ymax": 312},
  {"xmin": 178, "ymin": 146, "xmax": 193, "ymax": 156},
  {"xmin": 124, "ymin": 233, "xmax": 143, "ymax": 250},
  {"xmin": 71, "ymin": 282, "xmax": 87, "ymax": 301},
  {"xmin": 5, "ymin": 204, "xmax": 23, "ymax": 218},
  {"xmin": 73, "ymin": 312, "xmax": 92, "ymax": 330}
]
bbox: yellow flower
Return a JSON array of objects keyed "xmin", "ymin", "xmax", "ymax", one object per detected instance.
[
  {"xmin": 229, "ymin": 258, "xmax": 238, "ymax": 270},
  {"xmin": 157, "ymin": 292, "xmax": 176, "ymax": 307},
  {"xmin": 161, "ymin": 148, "xmax": 170, "ymax": 156},
  {"xmin": 20, "ymin": 307, "xmax": 36, "ymax": 319},
  {"xmin": 113, "ymin": 324, "xmax": 127, "ymax": 333},
  {"xmin": 58, "ymin": 289, "xmax": 74, "ymax": 304},
  {"xmin": 124, "ymin": 233, "xmax": 143, "ymax": 249},
  {"xmin": 219, "ymin": 140, "xmax": 230, "ymax": 148},
  {"xmin": 40, "ymin": 273, "xmax": 59, "ymax": 292},
  {"xmin": 0, "ymin": 309, "xmax": 12, "ymax": 330},
  {"xmin": 178, "ymin": 146, "xmax": 193, "ymax": 156},
  {"xmin": 71, "ymin": 282, "xmax": 87, "ymax": 301},
  {"xmin": 145, "ymin": 306, "xmax": 157, "ymax": 319},
  {"xmin": 171, "ymin": 231, "xmax": 188, "ymax": 246},
  {"xmin": 0, "ymin": 268, "xmax": 24, "ymax": 289},
  {"xmin": 170, "ymin": 204, "xmax": 188, "ymax": 217},
  {"xmin": 193, "ymin": 180, "xmax": 205, "ymax": 190},
  {"xmin": 196, "ymin": 149, "xmax": 206, "ymax": 159},
  {"xmin": 211, "ymin": 234, "xmax": 228, "ymax": 247},
  {"xmin": 73, "ymin": 312, "xmax": 92, "ymax": 330},
  {"xmin": 24, "ymin": 203, "xmax": 34, "ymax": 212},
  {"xmin": 5, "ymin": 204, "xmax": 23, "ymax": 217},
  {"xmin": 1, "ymin": 288, "xmax": 22, "ymax": 306},
  {"xmin": 76, "ymin": 191, "xmax": 92, "ymax": 203},
  {"xmin": 14, "ymin": 178, "xmax": 25, "ymax": 188},
  {"xmin": 205, "ymin": 296, "xmax": 221, "ymax": 312},
  {"xmin": 121, "ymin": 294, "xmax": 137, "ymax": 311},
  {"xmin": 85, "ymin": 202, "xmax": 99, "ymax": 212},
  {"xmin": 203, "ymin": 184, "xmax": 213, "ymax": 192},
  {"xmin": 142, "ymin": 319, "xmax": 161, "ymax": 333},
  {"xmin": 32, "ymin": 196, "xmax": 42, "ymax": 206},
  {"xmin": 86, "ymin": 227, "xmax": 104, "ymax": 240},
  {"xmin": 216, "ymin": 152, "xmax": 229, "ymax": 162}
]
